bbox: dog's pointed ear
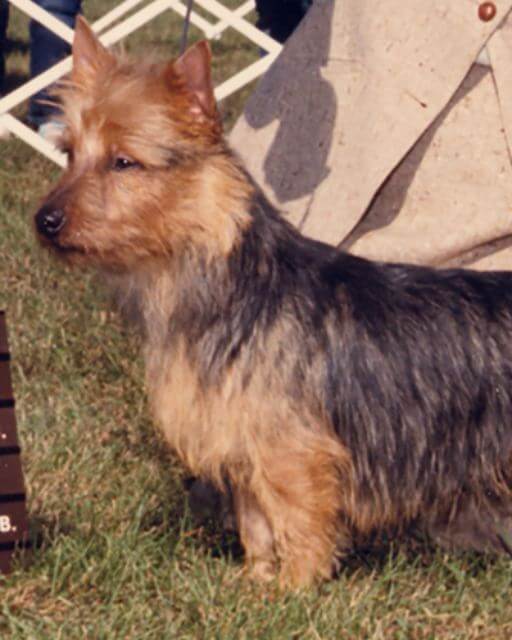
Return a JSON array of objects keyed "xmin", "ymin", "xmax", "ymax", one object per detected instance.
[
  {"xmin": 72, "ymin": 16, "xmax": 113, "ymax": 83},
  {"xmin": 172, "ymin": 41, "xmax": 217, "ymax": 119}
]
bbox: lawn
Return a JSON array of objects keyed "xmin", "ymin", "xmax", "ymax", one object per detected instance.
[{"xmin": 1, "ymin": 2, "xmax": 512, "ymax": 638}]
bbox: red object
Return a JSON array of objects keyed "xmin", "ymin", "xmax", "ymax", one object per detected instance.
[{"xmin": 478, "ymin": 2, "xmax": 497, "ymax": 21}]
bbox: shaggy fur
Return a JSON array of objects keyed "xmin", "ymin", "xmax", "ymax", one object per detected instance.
[{"xmin": 35, "ymin": 17, "xmax": 512, "ymax": 588}]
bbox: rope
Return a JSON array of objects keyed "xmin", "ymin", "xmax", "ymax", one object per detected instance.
[{"xmin": 180, "ymin": 0, "xmax": 195, "ymax": 54}]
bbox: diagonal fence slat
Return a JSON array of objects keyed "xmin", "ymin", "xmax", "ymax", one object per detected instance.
[
  {"xmin": 193, "ymin": 0, "xmax": 280, "ymax": 52},
  {"xmin": 2, "ymin": 114, "xmax": 67, "ymax": 166},
  {"xmin": 215, "ymin": 50, "xmax": 278, "ymax": 101},
  {"xmin": 8, "ymin": 0, "xmax": 74, "ymax": 43},
  {"xmin": 92, "ymin": 0, "xmax": 148, "ymax": 33},
  {"xmin": 1, "ymin": 0, "xmax": 281, "ymax": 166},
  {"xmin": 209, "ymin": 0, "xmax": 254, "ymax": 38}
]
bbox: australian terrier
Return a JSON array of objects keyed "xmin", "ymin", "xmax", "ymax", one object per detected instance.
[{"xmin": 35, "ymin": 17, "xmax": 512, "ymax": 588}]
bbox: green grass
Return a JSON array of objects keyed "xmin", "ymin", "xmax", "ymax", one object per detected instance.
[{"xmin": 2, "ymin": 2, "xmax": 512, "ymax": 638}]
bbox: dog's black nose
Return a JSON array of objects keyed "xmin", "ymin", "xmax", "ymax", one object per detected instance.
[{"xmin": 35, "ymin": 206, "xmax": 67, "ymax": 238}]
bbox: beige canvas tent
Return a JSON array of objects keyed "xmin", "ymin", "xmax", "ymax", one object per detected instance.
[{"xmin": 230, "ymin": 0, "xmax": 512, "ymax": 270}]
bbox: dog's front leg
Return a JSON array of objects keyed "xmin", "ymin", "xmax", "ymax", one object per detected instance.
[
  {"xmin": 239, "ymin": 431, "xmax": 350, "ymax": 589},
  {"xmin": 234, "ymin": 486, "xmax": 277, "ymax": 582}
]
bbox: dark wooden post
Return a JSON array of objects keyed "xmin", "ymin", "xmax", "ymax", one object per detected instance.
[{"xmin": 0, "ymin": 311, "xmax": 29, "ymax": 573}]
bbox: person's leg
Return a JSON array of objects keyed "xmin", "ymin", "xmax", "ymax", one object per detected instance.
[
  {"xmin": 0, "ymin": 0, "xmax": 9, "ymax": 90},
  {"xmin": 255, "ymin": 0, "xmax": 312, "ymax": 43},
  {"xmin": 29, "ymin": 0, "xmax": 81, "ymax": 128},
  {"xmin": 0, "ymin": 0, "xmax": 10, "ymax": 139}
]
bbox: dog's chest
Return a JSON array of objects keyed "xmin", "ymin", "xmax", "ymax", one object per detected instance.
[{"xmin": 144, "ymin": 341, "xmax": 249, "ymax": 480}]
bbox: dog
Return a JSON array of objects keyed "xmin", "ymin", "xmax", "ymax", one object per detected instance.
[{"xmin": 34, "ymin": 17, "xmax": 512, "ymax": 588}]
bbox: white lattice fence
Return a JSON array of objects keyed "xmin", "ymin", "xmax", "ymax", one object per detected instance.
[{"xmin": 0, "ymin": 0, "xmax": 282, "ymax": 167}]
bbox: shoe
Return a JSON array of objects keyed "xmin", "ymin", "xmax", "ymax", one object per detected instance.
[{"xmin": 38, "ymin": 120, "xmax": 66, "ymax": 145}]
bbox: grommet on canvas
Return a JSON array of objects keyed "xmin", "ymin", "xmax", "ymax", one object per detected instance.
[{"xmin": 478, "ymin": 2, "xmax": 497, "ymax": 21}]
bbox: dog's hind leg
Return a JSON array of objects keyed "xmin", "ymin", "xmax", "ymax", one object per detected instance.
[{"xmin": 424, "ymin": 484, "xmax": 512, "ymax": 554}]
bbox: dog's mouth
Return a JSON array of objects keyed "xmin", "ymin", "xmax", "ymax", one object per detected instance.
[
  {"xmin": 36, "ymin": 232, "xmax": 77, "ymax": 250},
  {"xmin": 53, "ymin": 242, "xmax": 86, "ymax": 255},
  {"xmin": 36, "ymin": 233, "xmax": 87, "ymax": 258},
  {"xmin": 45, "ymin": 239, "xmax": 127, "ymax": 271}
]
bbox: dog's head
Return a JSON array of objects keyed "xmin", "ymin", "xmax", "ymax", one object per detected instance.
[{"xmin": 34, "ymin": 17, "xmax": 251, "ymax": 271}]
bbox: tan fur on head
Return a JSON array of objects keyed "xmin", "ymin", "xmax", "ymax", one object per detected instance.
[{"xmin": 42, "ymin": 17, "xmax": 252, "ymax": 271}]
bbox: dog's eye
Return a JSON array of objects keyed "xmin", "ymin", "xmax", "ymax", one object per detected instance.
[{"xmin": 113, "ymin": 156, "xmax": 141, "ymax": 171}]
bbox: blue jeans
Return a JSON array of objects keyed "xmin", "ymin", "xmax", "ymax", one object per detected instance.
[
  {"xmin": 29, "ymin": 0, "xmax": 82, "ymax": 126},
  {"xmin": 255, "ymin": 0, "xmax": 312, "ymax": 43},
  {"xmin": 0, "ymin": 0, "xmax": 8, "ymax": 91}
]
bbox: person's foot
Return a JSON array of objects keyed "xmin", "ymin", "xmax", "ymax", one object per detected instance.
[{"xmin": 38, "ymin": 120, "xmax": 66, "ymax": 145}]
